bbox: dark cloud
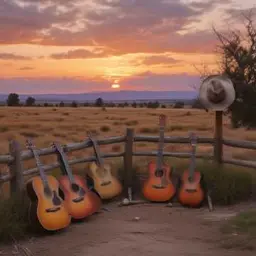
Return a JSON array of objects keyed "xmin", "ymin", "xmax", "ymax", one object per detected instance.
[
  {"xmin": 140, "ymin": 55, "xmax": 180, "ymax": 66},
  {"xmin": 0, "ymin": 72, "xmax": 201, "ymax": 93},
  {"xmin": 121, "ymin": 71, "xmax": 201, "ymax": 91},
  {"xmin": 50, "ymin": 48, "xmax": 110, "ymax": 59},
  {"xmin": 0, "ymin": 53, "xmax": 31, "ymax": 60},
  {"xmin": 0, "ymin": 0, "xmax": 230, "ymax": 54}
]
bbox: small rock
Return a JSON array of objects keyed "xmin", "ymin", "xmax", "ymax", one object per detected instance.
[
  {"xmin": 133, "ymin": 217, "xmax": 140, "ymax": 221},
  {"xmin": 123, "ymin": 198, "xmax": 130, "ymax": 205}
]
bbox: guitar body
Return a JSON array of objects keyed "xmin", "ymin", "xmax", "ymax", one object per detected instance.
[
  {"xmin": 142, "ymin": 161, "xmax": 176, "ymax": 202},
  {"xmin": 26, "ymin": 175, "xmax": 71, "ymax": 231},
  {"xmin": 58, "ymin": 174, "xmax": 102, "ymax": 219},
  {"xmin": 177, "ymin": 170, "xmax": 205, "ymax": 207},
  {"xmin": 89, "ymin": 162, "xmax": 122, "ymax": 200}
]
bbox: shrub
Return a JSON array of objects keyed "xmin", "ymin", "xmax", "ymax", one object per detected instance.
[
  {"xmin": 100, "ymin": 125, "xmax": 111, "ymax": 132},
  {"xmin": 221, "ymin": 210, "xmax": 256, "ymax": 237},
  {"xmin": 168, "ymin": 160, "xmax": 253, "ymax": 205},
  {"xmin": 0, "ymin": 194, "xmax": 29, "ymax": 243},
  {"xmin": 139, "ymin": 127, "xmax": 158, "ymax": 133},
  {"xmin": 125, "ymin": 120, "xmax": 139, "ymax": 126},
  {"xmin": 117, "ymin": 158, "xmax": 253, "ymax": 206}
]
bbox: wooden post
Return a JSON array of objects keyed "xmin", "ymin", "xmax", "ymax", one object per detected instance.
[
  {"xmin": 123, "ymin": 128, "xmax": 134, "ymax": 198},
  {"xmin": 214, "ymin": 111, "xmax": 223, "ymax": 165},
  {"xmin": 9, "ymin": 140, "xmax": 24, "ymax": 195}
]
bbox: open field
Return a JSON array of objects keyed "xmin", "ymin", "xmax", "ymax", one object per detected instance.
[{"xmin": 0, "ymin": 106, "xmax": 256, "ymax": 164}]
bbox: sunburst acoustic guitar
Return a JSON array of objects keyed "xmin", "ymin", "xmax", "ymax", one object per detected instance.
[
  {"xmin": 26, "ymin": 139, "xmax": 71, "ymax": 231},
  {"xmin": 53, "ymin": 142, "xmax": 102, "ymax": 220},
  {"xmin": 142, "ymin": 114, "xmax": 176, "ymax": 202},
  {"xmin": 87, "ymin": 132, "xmax": 122, "ymax": 200},
  {"xmin": 177, "ymin": 133, "xmax": 205, "ymax": 207}
]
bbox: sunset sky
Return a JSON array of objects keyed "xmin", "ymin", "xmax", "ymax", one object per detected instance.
[{"xmin": 0, "ymin": 0, "xmax": 255, "ymax": 94}]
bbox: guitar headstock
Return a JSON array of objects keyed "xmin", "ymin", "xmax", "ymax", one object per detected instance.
[
  {"xmin": 52, "ymin": 141, "xmax": 63, "ymax": 154},
  {"xmin": 189, "ymin": 132, "xmax": 197, "ymax": 147},
  {"xmin": 159, "ymin": 114, "xmax": 166, "ymax": 128},
  {"xmin": 26, "ymin": 138, "xmax": 35, "ymax": 150}
]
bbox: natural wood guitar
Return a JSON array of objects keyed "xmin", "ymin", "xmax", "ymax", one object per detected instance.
[
  {"xmin": 53, "ymin": 142, "xmax": 102, "ymax": 220},
  {"xmin": 142, "ymin": 114, "xmax": 176, "ymax": 202},
  {"xmin": 177, "ymin": 133, "xmax": 205, "ymax": 207},
  {"xmin": 87, "ymin": 132, "xmax": 122, "ymax": 200},
  {"xmin": 26, "ymin": 139, "xmax": 71, "ymax": 231}
]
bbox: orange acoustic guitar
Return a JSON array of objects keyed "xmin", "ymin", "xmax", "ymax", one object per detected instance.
[
  {"xmin": 142, "ymin": 114, "xmax": 176, "ymax": 202},
  {"xmin": 87, "ymin": 132, "xmax": 123, "ymax": 200},
  {"xmin": 26, "ymin": 139, "xmax": 71, "ymax": 231},
  {"xmin": 53, "ymin": 142, "xmax": 102, "ymax": 220},
  {"xmin": 177, "ymin": 133, "xmax": 205, "ymax": 207}
]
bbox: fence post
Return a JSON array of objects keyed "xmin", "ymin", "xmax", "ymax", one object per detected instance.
[
  {"xmin": 123, "ymin": 128, "xmax": 134, "ymax": 198},
  {"xmin": 9, "ymin": 140, "xmax": 24, "ymax": 196},
  {"xmin": 214, "ymin": 111, "xmax": 223, "ymax": 165}
]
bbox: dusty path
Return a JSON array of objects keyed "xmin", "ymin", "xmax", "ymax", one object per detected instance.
[{"xmin": 1, "ymin": 201, "xmax": 256, "ymax": 256}]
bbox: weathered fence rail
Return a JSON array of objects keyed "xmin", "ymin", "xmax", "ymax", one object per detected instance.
[{"xmin": 1, "ymin": 128, "xmax": 256, "ymax": 197}]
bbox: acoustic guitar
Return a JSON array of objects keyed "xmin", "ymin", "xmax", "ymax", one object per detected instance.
[
  {"xmin": 26, "ymin": 139, "xmax": 71, "ymax": 231},
  {"xmin": 53, "ymin": 142, "xmax": 102, "ymax": 220},
  {"xmin": 87, "ymin": 132, "xmax": 122, "ymax": 200},
  {"xmin": 177, "ymin": 133, "xmax": 205, "ymax": 207},
  {"xmin": 142, "ymin": 114, "xmax": 176, "ymax": 202}
]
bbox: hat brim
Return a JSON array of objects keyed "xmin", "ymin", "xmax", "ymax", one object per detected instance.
[{"xmin": 199, "ymin": 76, "xmax": 235, "ymax": 111}]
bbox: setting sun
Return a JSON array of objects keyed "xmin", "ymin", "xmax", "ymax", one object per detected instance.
[{"xmin": 111, "ymin": 83, "xmax": 120, "ymax": 89}]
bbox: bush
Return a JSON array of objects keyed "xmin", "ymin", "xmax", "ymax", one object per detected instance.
[
  {"xmin": 100, "ymin": 125, "xmax": 111, "ymax": 132},
  {"xmin": 0, "ymin": 194, "xmax": 29, "ymax": 243},
  {"xmin": 117, "ymin": 158, "xmax": 253, "ymax": 206}
]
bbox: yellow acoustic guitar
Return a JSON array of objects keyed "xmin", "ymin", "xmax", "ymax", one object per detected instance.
[{"xmin": 87, "ymin": 132, "xmax": 122, "ymax": 200}]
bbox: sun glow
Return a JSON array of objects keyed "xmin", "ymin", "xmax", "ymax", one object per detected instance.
[{"xmin": 111, "ymin": 83, "xmax": 120, "ymax": 89}]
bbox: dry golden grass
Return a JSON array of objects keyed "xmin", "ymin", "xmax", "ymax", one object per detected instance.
[{"xmin": 0, "ymin": 106, "xmax": 255, "ymax": 176}]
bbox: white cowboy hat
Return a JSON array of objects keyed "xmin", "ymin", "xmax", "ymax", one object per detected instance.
[{"xmin": 199, "ymin": 75, "xmax": 235, "ymax": 111}]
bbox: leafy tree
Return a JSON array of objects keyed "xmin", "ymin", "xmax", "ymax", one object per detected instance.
[
  {"xmin": 214, "ymin": 12, "xmax": 256, "ymax": 128},
  {"xmin": 71, "ymin": 101, "xmax": 78, "ymax": 108},
  {"xmin": 44, "ymin": 102, "xmax": 49, "ymax": 107},
  {"xmin": 7, "ymin": 93, "xmax": 20, "ymax": 106},
  {"xmin": 25, "ymin": 96, "xmax": 35, "ymax": 106},
  {"xmin": 147, "ymin": 101, "xmax": 160, "ymax": 108},
  {"xmin": 95, "ymin": 97, "xmax": 104, "ymax": 107},
  {"xmin": 173, "ymin": 101, "xmax": 184, "ymax": 109},
  {"xmin": 59, "ymin": 101, "xmax": 65, "ymax": 107},
  {"xmin": 132, "ymin": 102, "xmax": 137, "ymax": 108}
]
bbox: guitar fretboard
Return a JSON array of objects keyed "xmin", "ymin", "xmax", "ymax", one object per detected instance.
[
  {"xmin": 156, "ymin": 127, "xmax": 165, "ymax": 170},
  {"xmin": 90, "ymin": 136, "xmax": 104, "ymax": 167},
  {"xmin": 188, "ymin": 135, "xmax": 197, "ymax": 181},
  {"xmin": 54, "ymin": 143, "xmax": 75, "ymax": 184},
  {"xmin": 27, "ymin": 142, "xmax": 49, "ymax": 189}
]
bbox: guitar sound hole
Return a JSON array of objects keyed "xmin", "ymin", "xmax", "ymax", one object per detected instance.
[
  {"xmin": 71, "ymin": 183, "xmax": 80, "ymax": 192},
  {"xmin": 155, "ymin": 169, "xmax": 164, "ymax": 177},
  {"xmin": 52, "ymin": 191, "xmax": 61, "ymax": 206}
]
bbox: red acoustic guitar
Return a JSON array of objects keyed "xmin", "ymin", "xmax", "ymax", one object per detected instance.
[
  {"xmin": 177, "ymin": 133, "xmax": 205, "ymax": 207},
  {"xmin": 142, "ymin": 114, "xmax": 176, "ymax": 202},
  {"xmin": 53, "ymin": 142, "xmax": 102, "ymax": 220}
]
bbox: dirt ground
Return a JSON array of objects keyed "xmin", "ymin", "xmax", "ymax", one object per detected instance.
[{"xmin": 1, "ymin": 201, "xmax": 256, "ymax": 256}]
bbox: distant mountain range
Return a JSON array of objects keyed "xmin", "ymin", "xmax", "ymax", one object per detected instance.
[{"xmin": 0, "ymin": 90, "xmax": 198, "ymax": 103}]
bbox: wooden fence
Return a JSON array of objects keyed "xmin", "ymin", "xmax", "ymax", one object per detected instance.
[{"xmin": 1, "ymin": 128, "xmax": 256, "ymax": 197}]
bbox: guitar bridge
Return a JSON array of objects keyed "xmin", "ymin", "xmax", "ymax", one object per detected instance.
[
  {"xmin": 152, "ymin": 184, "xmax": 166, "ymax": 189},
  {"xmin": 185, "ymin": 189, "xmax": 197, "ymax": 193},
  {"xmin": 72, "ymin": 196, "xmax": 84, "ymax": 203},
  {"xmin": 45, "ymin": 207, "xmax": 61, "ymax": 213},
  {"xmin": 101, "ymin": 181, "xmax": 111, "ymax": 186}
]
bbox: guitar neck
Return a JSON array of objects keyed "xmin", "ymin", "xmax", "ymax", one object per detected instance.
[
  {"xmin": 188, "ymin": 144, "xmax": 197, "ymax": 180},
  {"xmin": 56, "ymin": 145, "xmax": 74, "ymax": 183},
  {"xmin": 156, "ymin": 127, "xmax": 164, "ymax": 170},
  {"xmin": 31, "ymin": 148, "xmax": 49, "ymax": 188},
  {"xmin": 90, "ymin": 137, "xmax": 104, "ymax": 167}
]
